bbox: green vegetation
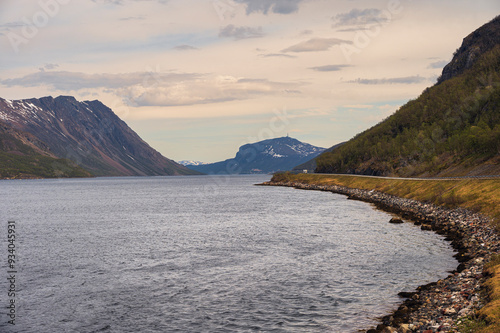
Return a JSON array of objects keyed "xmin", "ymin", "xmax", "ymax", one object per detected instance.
[
  {"xmin": 0, "ymin": 151, "xmax": 92, "ymax": 179},
  {"xmin": 316, "ymin": 45, "xmax": 500, "ymax": 177},
  {"xmin": 0, "ymin": 123, "xmax": 92, "ymax": 179},
  {"xmin": 457, "ymin": 316, "xmax": 488, "ymax": 333}
]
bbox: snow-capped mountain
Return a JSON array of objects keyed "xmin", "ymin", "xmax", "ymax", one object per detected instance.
[
  {"xmin": 0, "ymin": 96, "xmax": 198, "ymax": 176},
  {"xmin": 188, "ymin": 136, "xmax": 326, "ymax": 174},
  {"xmin": 177, "ymin": 160, "xmax": 208, "ymax": 166}
]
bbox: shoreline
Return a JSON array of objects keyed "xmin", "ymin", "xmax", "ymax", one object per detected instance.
[{"xmin": 260, "ymin": 180, "xmax": 500, "ymax": 332}]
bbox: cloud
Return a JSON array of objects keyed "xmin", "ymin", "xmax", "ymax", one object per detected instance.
[
  {"xmin": 281, "ymin": 38, "xmax": 352, "ymax": 53},
  {"xmin": 0, "ymin": 71, "xmax": 201, "ymax": 91},
  {"xmin": 344, "ymin": 104, "xmax": 373, "ymax": 109},
  {"xmin": 1, "ymin": 71, "xmax": 301, "ymax": 107},
  {"xmin": 219, "ymin": 25, "xmax": 265, "ymax": 40},
  {"xmin": 44, "ymin": 63, "xmax": 59, "ymax": 70},
  {"xmin": 92, "ymin": 0, "xmax": 168, "ymax": 4},
  {"xmin": 121, "ymin": 76, "xmax": 303, "ymax": 106},
  {"xmin": 173, "ymin": 45, "xmax": 198, "ymax": 51},
  {"xmin": 428, "ymin": 60, "xmax": 448, "ymax": 69},
  {"xmin": 309, "ymin": 65, "xmax": 350, "ymax": 72},
  {"xmin": 234, "ymin": 0, "xmax": 304, "ymax": 15},
  {"xmin": 38, "ymin": 63, "xmax": 60, "ymax": 72},
  {"xmin": 119, "ymin": 16, "xmax": 146, "ymax": 21},
  {"xmin": 260, "ymin": 53, "xmax": 296, "ymax": 58},
  {"xmin": 349, "ymin": 76, "xmax": 428, "ymax": 85},
  {"xmin": 332, "ymin": 8, "xmax": 388, "ymax": 27}
]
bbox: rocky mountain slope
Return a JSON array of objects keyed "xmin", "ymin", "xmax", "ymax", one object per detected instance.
[
  {"xmin": 189, "ymin": 136, "xmax": 325, "ymax": 174},
  {"xmin": 0, "ymin": 96, "xmax": 198, "ymax": 176},
  {"xmin": 0, "ymin": 120, "xmax": 91, "ymax": 179},
  {"xmin": 438, "ymin": 15, "xmax": 500, "ymax": 84},
  {"xmin": 316, "ymin": 15, "xmax": 500, "ymax": 177}
]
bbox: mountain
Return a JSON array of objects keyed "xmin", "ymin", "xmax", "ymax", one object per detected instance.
[
  {"xmin": 178, "ymin": 160, "xmax": 208, "ymax": 166},
  {"xmin": 292, "ymin": 141, "xmax": 345, "ymax": 172},
  {"xmin": 315, "ymin": 16, "xmax": 500, "ymax": 177},
  {"xmin": 438, "ymin": 15, "xmax": 500, "ymax": 84},
  {"xmin": 0, "ymin": 120, "xmax": 91, "ymax": 179},
  {"xmin": 189, "ymin": 136, "xmax": 325, "ymax": 174},
  {"xmin": 0, "ymin": 96, "xmax": 198, "ymax": 177}
]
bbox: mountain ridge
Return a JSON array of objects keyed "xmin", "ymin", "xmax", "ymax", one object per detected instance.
[
  {"xmin": 189, "ymin": 136, "xmax": 325, "ymax": 174},
  {"xmin": 0, "ymin": 96, "xmax": 198, "ymax": 177},
  {"xmin": 438, "ymin": 15, "xmax": 500, "ymax": 84}
]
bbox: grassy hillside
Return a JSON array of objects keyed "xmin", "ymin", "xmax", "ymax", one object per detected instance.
[
  {"xmin": 0, "ymin": 121, "xmax": 92, "ymax": 179},
  {"xmin": 316, "ymin": 17, "xmax": 500, "ymax": 177},
  {"xmin": 0, "ymin": 152, "xmax": 92, "ymax": 179}
]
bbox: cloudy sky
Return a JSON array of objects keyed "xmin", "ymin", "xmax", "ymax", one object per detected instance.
[{"xmin": 1, "ymin": 0, "xmax": 499, "ymax": 162}]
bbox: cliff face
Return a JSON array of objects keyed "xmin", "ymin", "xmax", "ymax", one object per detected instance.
[
  {"xmin": 0, "ymin": 96, "xmax": 198, "ymax": 176},
  {"xmin": 438, "ymin": 15, "xmax": 500, "ymax": 84}
]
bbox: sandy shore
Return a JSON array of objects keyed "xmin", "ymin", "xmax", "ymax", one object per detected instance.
[{"xmin": 260, "ymin": 180, "xmax": 500, "ymax": 333}]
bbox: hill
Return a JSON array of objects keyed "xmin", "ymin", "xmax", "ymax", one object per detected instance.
[
  {"xmin": 0, "ymin": 120, "xmax": 91, "ymax": 179},
  {"xmin": 292, "ymin": 141, "xmax": 345, "ymax": 172},
  {"xmin": 0, "ymin": 96, "xmax": 198, "ymax": 177},
  {"xmin": 189, "ymin": 136, "xmax": 325, "ymax": 174},
  {"xmin": 316, "ymin": 15, "xmax": 500, "ymax": 177}
]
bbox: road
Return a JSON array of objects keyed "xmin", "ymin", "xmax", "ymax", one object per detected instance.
[{"xmin": 307, "ymin": 173, "xmax": 500, "ymax": 181}]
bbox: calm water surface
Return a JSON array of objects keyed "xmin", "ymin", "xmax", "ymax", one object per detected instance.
[{"xmin": 0, "ymin": 175, "xmax": 457, "ymax": 332}]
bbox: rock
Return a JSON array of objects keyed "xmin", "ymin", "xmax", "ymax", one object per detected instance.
[
  {"xmin": 421, "ymin": 224, "xmax": 433, "ymax": 231},
  {"xmin": 443, "ymin": 307, "xmax": 457, "ymax": 315},
  {"xmin": 268, "ymin": 179, "xmax": 499, "ymax": 333},
  {"xmin": 399, "ymin": 323, "xmax": 410, "ymax": 333},
  {"xmin": 390, "ymin": 218, "xmax": 404, "ymax": 224},
  {"xmin": 398, "ymin": 291, "xmax": 416, "ymax": 298}
]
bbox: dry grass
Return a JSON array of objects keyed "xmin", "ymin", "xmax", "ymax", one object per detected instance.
[
  {"xmin": 478, "ymin": 255, "xmax": 500, "ymax": 333},
  {"xmin": 272, "ymin": 173, "xmax": 500, "ymax": 330},
  {"xmin": 276, "ymin": 174, "xmax": 500, "ymax": 230}
]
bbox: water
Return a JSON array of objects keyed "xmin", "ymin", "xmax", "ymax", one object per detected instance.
[{"xmin": 0, "ymin": 175, "xmax": 457, "ymax": 332}]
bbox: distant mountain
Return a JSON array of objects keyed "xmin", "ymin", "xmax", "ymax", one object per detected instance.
[
  {"xmin": 178, "ymin": 160, "xmax": 208, "ymax": 166},
  {"xmin": 189, "ymin": 136, "xmax": 325, "ymax": 174},
  {"xmin": 316, "ymin": 16, "xmax": 500, "ymax": 177},
  {"xmin": 0, "ymin": 120, "xmax": 91, "ymax": 179},
  {"xmin": 0, "ymin": 96, "xmax": 199, "ymax": 177}
]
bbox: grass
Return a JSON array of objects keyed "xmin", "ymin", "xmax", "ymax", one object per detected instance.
[
  {"xmin": 272, "ymin": 173, "xmax": 500, "ymax": 230},
  {"xmin": 477, "ymin": 254, "xmax": 500, "ymax": 333},
  {"xmin": 0, "ymin": 151, "xmax": 92, "ymax": 179},
  {"xmin": 271, "ymin": 172, "xmax": 500, "ymax": 331},
  {"xmin": 457, "ymin": 316, "xmax": 488, "ymax": 333}
]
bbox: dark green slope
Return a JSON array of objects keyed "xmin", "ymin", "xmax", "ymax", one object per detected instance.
[
  {"xmin": 0, "ymin": 121, "xmax": 92, "ymax": 179},
  {"xmin": 316, "ymin": 16, "xmax": 500, "ymax": 177}
]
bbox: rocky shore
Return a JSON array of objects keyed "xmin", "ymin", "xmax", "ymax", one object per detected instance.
[{"xmin": 261, "ymin": 180, "xmax": 500, "ymax": 333}]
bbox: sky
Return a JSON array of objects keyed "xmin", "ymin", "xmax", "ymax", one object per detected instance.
[{"xmin": 1, "ymin": 0, "xmax": 499, "ymax": 163}]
